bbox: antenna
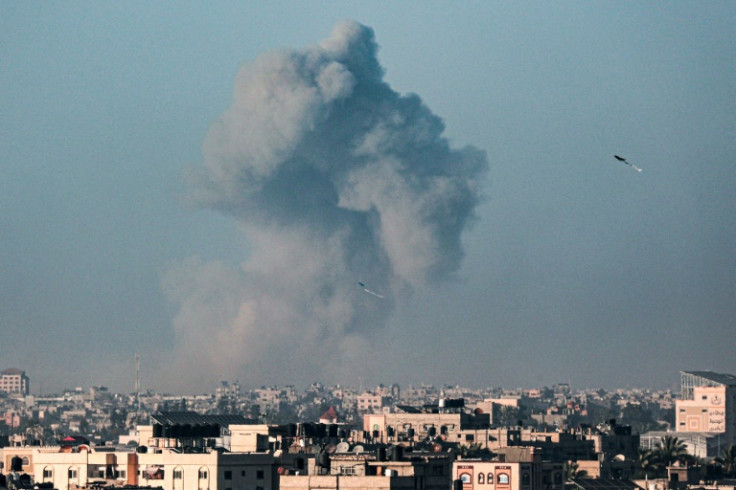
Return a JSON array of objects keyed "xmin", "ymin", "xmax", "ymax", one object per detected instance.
[{"xmin": 135, "ymin": 353, "xmax": 141, "ymax": 419}]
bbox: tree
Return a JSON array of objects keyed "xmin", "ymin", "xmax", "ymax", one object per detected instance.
[
  {"xmin": 715, "ymin": 445, "xmax": 736, "ymax": 477},
  {"xmin": 620, "ymin": 403, "xmax": 663, "ymax": 434},
  {"xmin": 656, "ymin": 435, "xmax": 688, "ymax": 468},
  {"xmin": 565, "ymin": 461, "xmax": 588, "ymax": 480},
  {"xmin": 456, "ymin": 443, "xmax": 494, "ymax": 459},
  {"xmin": 634, "ymin": 447, "xmax": 657, "ymax": 479},
  {"xmin": 494, "ymin": 406, "xmax": 520, "ymax": 426}
]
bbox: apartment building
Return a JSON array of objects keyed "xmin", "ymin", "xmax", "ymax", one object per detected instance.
[
  {"xmin": 675, "ymin": 371, "xmax": 736, "ymax": 447},
  {"xmin": 0, "ymin": 368, "xmax": 29, "ymax": 396},
  {"xmin": 280, "ymin": 448, "xmax": 452, "ymax": 490},
  {"xmin": 453, "ymin": 447, "xmax": 564, "ymax": 490},
  {"xmin": 0, "ymin": 446, "xmax": 277, "ymax": 490},
  {"xmin": 357, "ymin": 392, "xmax": 384, "ymax": 412},
  {"xmin": 363, "ymin": 400, "xmax": 491, "ymax": 447}
]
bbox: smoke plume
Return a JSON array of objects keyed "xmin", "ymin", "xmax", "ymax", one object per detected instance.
[{"xmin": 163, "ymin": 20, "xmax": 488, "ymax": 388}]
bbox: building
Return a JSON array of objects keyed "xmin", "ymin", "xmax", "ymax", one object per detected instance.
[
  {"xmin": 0, "ymin": 446, "xmax": 276, "ymax": 490},
  {"xmin": 640, "ymin": 430, "xmax": 722, "ymax": 459},
  {"xmin": 0, "ymin": 411, "xmax": 278, "ymax": 490},
  {"xmin": 363, "ymin": 400, "xmax": 491, "ymax": 447},
  {"xmin": 452, "ymin": 447, "xmax": 564, "ymax": 490},
  {"xmin": 0, "ymin": 369, "xmax": 29, "ymax": 396},
  {"xmin": 675, "ymin": 371, "xmax": 736, "ymax": 449},
  {"xmin": 357, "ymin": 393, "xmax": 384, "ymax": 413},
  {"xmin": 280, "ymin": 447, "xmax": 452, "ymax": 490}
]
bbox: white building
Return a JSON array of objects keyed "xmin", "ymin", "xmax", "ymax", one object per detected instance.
[{"xmin": 1, "ymin": 446, "xmax": 276, "ymax": 490}]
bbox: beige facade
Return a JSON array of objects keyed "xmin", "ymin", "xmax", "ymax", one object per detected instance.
[
  {"xmin": 357, "ymin": 393, "xmax": 384, "ymax": 412},
  {"xmin": 280, "ymin": 452, "xmax": 451, "ymax": 490},
  {"xmin": 281, "ymin": 474, "xmax": 417, "ymax": 490},
  {"xmin": 363, "ymin": 411, "xmax": 491, "ymax": 447},
  {"xmin": 675, "ymin": 371, "xmax": 736, "ymax": 447},
  {"xmin": 0, "ymin": 446, "xmax": 276, "ymax": 490},
  {"xmin": 0, "ymin": 368, "xmax": 29, "ymax": 396},
  {"xmin": 452, "ymin": 450, "xmax": 563, "ymax": 490}
]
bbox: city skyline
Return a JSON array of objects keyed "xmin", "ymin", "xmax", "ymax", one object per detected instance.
[{"xmin": 1, "ymin": 3, "xmax": 734, "ymax": 394}]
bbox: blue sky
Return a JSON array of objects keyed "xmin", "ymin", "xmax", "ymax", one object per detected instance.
[{"xmin": 1, "ymin": 2, "xmax": 734, "ymax": 394}]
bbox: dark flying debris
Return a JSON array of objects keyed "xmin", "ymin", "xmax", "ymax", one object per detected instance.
[
  {"xmin": 614, "ymin": 155, "xmax": 642, "ymax": 172},
  {"xmin": 358, "ymin": 281, "xmax": 384, "ymax": 299}
]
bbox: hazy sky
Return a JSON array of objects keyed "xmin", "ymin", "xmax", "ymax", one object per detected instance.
[{"xmin": 1, "ymin": 2, "xmax": 734, "ymax": 395}]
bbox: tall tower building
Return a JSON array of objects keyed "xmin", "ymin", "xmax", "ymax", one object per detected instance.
[{"xmin": 676, "ymin": 371, "xmax": 736, "ymax": 447}]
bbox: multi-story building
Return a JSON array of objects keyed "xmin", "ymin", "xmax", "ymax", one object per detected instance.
[
  {"xmin": 453, "ymin": 447, "xmax": 564, "ymax": 490},
  {"xmin": 356, "ymin": 392, "xmax": 384, "ymax": 413},
  {"xmin": 363, "ymin": 400, "xmax": 491, "ymax": 447},
  {"xmin": 675, "ymin": 371, "xmax": 736, "ymax": 448},
  {"xmin": 0, "ymin": 446, "xmax": 277, "ymax": 490},
  {"xmin": 280, "ymin": 447, "xmax": 452, "ymax": 490},
  {"xmin": 0, "ymin": 368, "xmax": 29, "ymax": 396}
]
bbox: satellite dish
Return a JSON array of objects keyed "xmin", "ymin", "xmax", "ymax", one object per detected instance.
[
  {"xmin": 353, "ymin": 445, "xmax": 364, "ymax": 454},
  {"xmin": 336, "ymin": 442, "xmax": 350, "ymax": 453}
]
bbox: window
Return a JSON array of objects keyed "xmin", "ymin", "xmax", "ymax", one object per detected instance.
[
  {"xmin": 199, "ymin": 469, "xmax": 208, "ymax": 479},
  {"xmin": 478, "ymin": 473, "xmax": 485, "ymax": 484},
  {"xmin": 415, "ymin": 475, "xmax": 425, "ymax": 489},
  {"xmin": 224, "ymin": 470, "xmax": 232, "ymax": 480},
  {"xmin": 460, "ymin": 473, "xmax": 472, "ymax": 484},
  {"xmin": 498, "ymin": 474, "xmax": 509, "ymax": 485},
  {"xmin": 487, "ymin": 473, "xmax": 494, "ymax": 484},
  {"xmin": 241, "ymin": 471, "xmax": 246, "ymax": 477},
  {"xmin": 43, "ymin": 468, "xmax": 53, "ymax": 479},
  {"xmin": 257, "ymin": 470, "xmax": 265, "ymax": 479},
  {"xmin": 69, "ymin": 469, "xmax": 77, "ymax": 478},
  {"xmin": 465, "ymin": 434, "xmax": 475, "ymax": 442},
  {"xmin": 174, "ymin": 470, "xmax": 183, "ymax": 479}
]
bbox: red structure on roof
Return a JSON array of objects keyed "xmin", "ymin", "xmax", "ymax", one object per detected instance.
[{"xmin": 319, "ymin": 405, "xmax": 339, "ymax": 423}]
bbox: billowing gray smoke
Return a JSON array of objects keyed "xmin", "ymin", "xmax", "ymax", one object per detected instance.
[{"xmin": 164, "ymin": 20, "xmax": 488, "ymax": 388}]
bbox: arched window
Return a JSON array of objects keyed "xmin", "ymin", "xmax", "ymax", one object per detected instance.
[
  {"xmin": 460, "ymin": 473, "xmax": 472, "ymax": 484},
  {"xmin": 198, "ymin": 466, "xmax": 210, "ymax": 490},
  {"xmin": 43, "ymin": 467, "xmax": 53, "ymax": 481},
  {"xmin": 478, "ymin": 473, "xmax": 485, "ymax": 484},
  {"xmin": 68, "ymin": 466, "xmax": 80, "ymax": 486},
  {"xmin": 487, "ymin": 473, "xmax": 494, "ymax": 484},
  {"xmin": 498, "ymin": 473, "xmax": 509, "ymax": 485}
]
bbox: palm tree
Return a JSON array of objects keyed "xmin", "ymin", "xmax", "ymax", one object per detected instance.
[
  {"xmin": 656, "ymin": 435, "xmax": 688, "ymax": 467},
  {"xmin": 635, "ymin": 447, "xmax": 657, "ymax": 479},
  {"xmin": 715, "ymin": 445, "xmax": 736, "ymax": 477}
]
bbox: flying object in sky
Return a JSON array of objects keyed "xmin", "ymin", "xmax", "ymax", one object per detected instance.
[
  {"xmin": 358, "ymin": 281, "xmax": 384, "ymax": 299},
  {"xmin": 614, "ymin": 155, "xmax": 642, "ymax": 172}
]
